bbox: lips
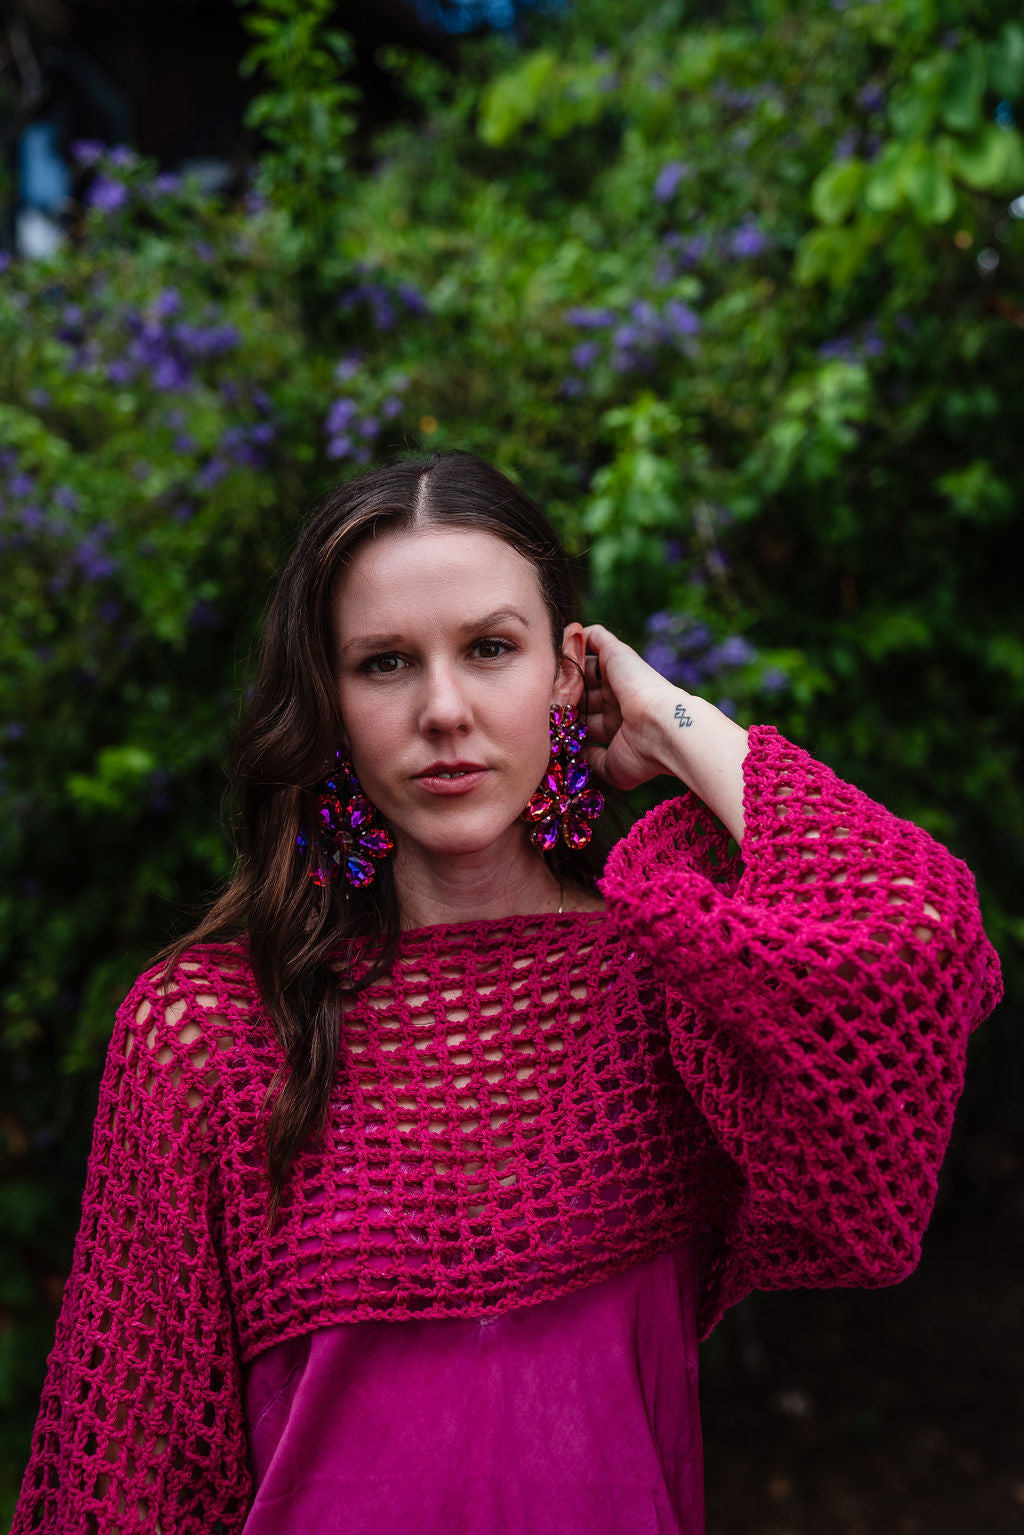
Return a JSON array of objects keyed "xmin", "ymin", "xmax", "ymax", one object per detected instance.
[
  {"xmin": 412, "ymin": 761, "xmax": 490, "ymax": 796},
  {"xmin": 414, "ymin": 761, "xmax": 486, "ymax": 779}
]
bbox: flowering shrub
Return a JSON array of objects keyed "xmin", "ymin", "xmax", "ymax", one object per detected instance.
[{"xmin": 2, "ymin": 0, "xmax": 1023, "ymax": 1508}]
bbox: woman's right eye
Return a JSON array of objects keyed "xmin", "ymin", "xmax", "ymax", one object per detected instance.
[{"xmin": 362, "ymin": 653, "xmax": 406, "ymax": 674}]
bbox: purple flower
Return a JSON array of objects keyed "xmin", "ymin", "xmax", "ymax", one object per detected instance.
[
  {"xmin": 0, "ymin": 252, "xmax": 11, "ymax": 274},
  {"xmin": 709, "ymin": 635, "xmax": 757, "ymax": 670},
  {"xmin": 728, "ymin": 218, "xmax": 768, "ymax": 260},
  {"xmin": 398, "ymin": 282, "xmax": 428, "ymax": 315},
  {"xmin": 149, "ymin": 172, "xmax": 182, "ymax": 197},
  {"xmin": 73, "ymin": 538, "xmax": 117, "ymax": 580},
  {"xmin": 87, "ymin": 176, "xmax": 128, "ymax": 213},
  {"xmin": 71, "ymin": 140, "xmax": 105, "ymax": 166},
  {"xmin": 107, "ymin": 145, "xmax": 136, "ymax": 168},
  {"xmin": 10, "ymin": 474, "xmax": 35, "ymax": 498},
  {"xmin": 643, "ymin": 640, "xmax": 678, "ymax": 677},
  {"xmin": 326, "ymin": 434, "xmax": 353, "ymax": 459},
  {"xmin": 244, "ymin": 190, "xmax": 267, "ymax": 216},
  {"xmin": 98, "ymin": 600, "xmax": 122, "ymax": 623},
  {"xmin": 176, "ymin": 322, "xmax": 239, "ymax": 358},
  {"xmin": 835, "ymin": 130, "xmax": 858, "ymax": 161},
  {"xmin": 381, "ymin": 397, "xmax": 403, "ymax": 421},
  {"xmin": 53, "ymin": 486, "xmax": 78, "ymax": 512},
  {"xmin": 334, "ymin": 354, "xmax": 362, "ymax": 382},
  {"xmin": 196, "ymin": 458, "xmax": 228, "ymax": 490},
  {"xmin": 664, "ymin": 299, "xmax": 701, "ymax": 337},
  {"xmin": 174, "ymin": 431, "xmax": 198, "ymax": 453},
  {"xmin": 678, "ymin": 233, "xmax": 709, "ymax": 269},
  {"xmin": 559, "ymin": 378, "xmax": 585, "ymax": 399},
  {"xmin": 565, "ymin": 306, "xmax": 616, "ymax": 329},
  {"xmin": 654, "ymin": 161, "xmax": 689, "ymax": 202},
  {"xmin": 858, "ymin": 83, "xmax": 886, "ymax": 114},
  {"xmin": 359, "ymin": 417, "xmax": 380, "ymax": 440},
  {"xmin": 571, "ymin": 341, "xmax": 601, "ymax": 368},
  {"xmin": 716, "ymin": 697, "xmax": 737, "ymax": 718},
  {"xmin": 153, "ymin": 288, "xmax": 182, "ymax": 319},
  {"xmin": 327, "ymin": 398, "xmax": 357, "ymax": 434},
  {"xmin": 29, "ymin": 388, "xmax": 51, "ymax": 409},
  {"xmin": 187, "ymin": 599, "xmax": 221, "ymax": 630},
  {"xmin": 760, "ymin": 666, "xmax": 789, "ymax": 695},
  {"xmin": 151, "ymin": 355, "xmax": 191, "ymax": 392},
  {"xmin": 817, "ymin": 335, "xmax": 856, "ymax": 361},
  {"xmin": 107, "ymin": 360, "xmax": 134, "ymax": 385},
  {"xmin": 173, "ymin": 502, "xmax": 194, "ymax": 523}
]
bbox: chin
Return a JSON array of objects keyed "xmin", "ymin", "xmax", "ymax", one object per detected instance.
[{"xmin": 398, "ymin": 807, "xmax": 531, "ymax": 862}]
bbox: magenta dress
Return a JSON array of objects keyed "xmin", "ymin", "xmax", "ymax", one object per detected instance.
[{"xmin": 242, "ymin": 1241, "xmax": 704, "ymax": 1534}]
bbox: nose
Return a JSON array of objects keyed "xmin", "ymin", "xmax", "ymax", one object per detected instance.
[{"xmin": 418, "ymin": 660, "xmax": 472, "ymax": 736}]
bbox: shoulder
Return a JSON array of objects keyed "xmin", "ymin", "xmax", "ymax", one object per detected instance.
[{"xmin": 112, "ymin": 941, "xmax": 266, "ymax": 1101}]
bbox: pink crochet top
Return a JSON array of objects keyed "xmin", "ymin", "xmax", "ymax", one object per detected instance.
[{"xmin": 14, "ymin": 727, "xmax": 1001, "ymax": 1533}]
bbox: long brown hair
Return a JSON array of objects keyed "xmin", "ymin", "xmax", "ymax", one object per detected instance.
[{"xmin": 165, "ymin": 451, "xmax": 611, "ymax": 1215}]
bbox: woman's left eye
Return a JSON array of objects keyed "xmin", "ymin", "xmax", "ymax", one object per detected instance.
[{"xmin": 472, "ymin": 637, "xmax": 515, "ymax": 660}]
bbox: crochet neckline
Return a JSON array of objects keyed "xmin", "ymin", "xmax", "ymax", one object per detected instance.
[{"xmin": 392, "ymin": 906, "xmax": 609, "ymax": 947}]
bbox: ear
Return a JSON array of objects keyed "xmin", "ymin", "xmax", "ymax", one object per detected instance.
[{"xmin": 552, "ymin": 622, "xmax": 586, "ymax": 707}]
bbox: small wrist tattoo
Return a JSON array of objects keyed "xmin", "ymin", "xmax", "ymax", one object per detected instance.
[{"xmin": 674, "ymin": 703, "xmax": 694, "ymax": 729}]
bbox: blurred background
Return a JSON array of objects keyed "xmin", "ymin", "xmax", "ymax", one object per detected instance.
[{"xmin": 1, "ymin": 0, "xmax": 1021, "ymax": 1529}]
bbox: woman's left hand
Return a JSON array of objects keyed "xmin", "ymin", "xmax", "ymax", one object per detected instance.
[{"xmin": 581, "ymin": 623, "xmax": 750, "ymax": 842}]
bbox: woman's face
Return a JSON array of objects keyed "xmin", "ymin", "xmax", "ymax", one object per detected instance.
[{"xmin": 332, "ymin": 526, "xmax": 584, "ymax": 868}]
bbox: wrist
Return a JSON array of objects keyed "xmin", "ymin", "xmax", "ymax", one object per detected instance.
[{"xmin": 647, "ymin": 689, "xmax": 750, "ymax": 839}]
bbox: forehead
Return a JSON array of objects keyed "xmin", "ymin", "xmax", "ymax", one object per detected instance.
[{"xmin": 334, "ymin": 526, "xmax": 546, "ymax": 630}]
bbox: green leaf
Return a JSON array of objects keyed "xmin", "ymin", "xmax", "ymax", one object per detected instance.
[
  {"xmin": 864, "ymin": 143, "xmax": 907, "ymax": 212},
  {"xmin": 810, "ymin": 158, "xmax": 866, "ymax": 226},
  {"xmin": 951, "ymin": 125, "xmax": 1024, "ymax": 190},
  {"xmin": 903, "ymin": 147, "xmax": 955, "ymax": 223},
  {"xmin": 988, "ymin": 23, "xmax": 1024, "ymax": 101},
  {"xmin": 941, "ymin": 43, "xmax": 986, "ymax": 134},
  {"xmin": 478, "ymin": 51, "xmax": 558, "ymax": 147},
  {"xmin": 67, "ymin": 747, "xmax": 157, "ymax": 812}
]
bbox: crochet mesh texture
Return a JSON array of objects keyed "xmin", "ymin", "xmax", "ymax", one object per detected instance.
[{"xmin": 13, "ymin": 727, "xmax": 1001, "ymax": 1533}]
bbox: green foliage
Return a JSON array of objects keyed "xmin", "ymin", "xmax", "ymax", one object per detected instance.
[
  {"xmin": 2, "ymin": 0, "xmax": 1021, "ymax": 1512},
  {"xmin": 238, "ymin": 0, "xmax": 359, "ymax": 280}
]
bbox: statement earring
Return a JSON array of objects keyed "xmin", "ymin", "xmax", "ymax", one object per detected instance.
[
  {"xmin": 297, "ymin": 752, "xmax": 394, "ymax": 888},
  {"xmin": 521, "ymin": 703, "xmax": 604, "ymax": 852}
]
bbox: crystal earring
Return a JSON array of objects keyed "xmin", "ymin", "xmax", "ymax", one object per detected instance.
[
  {"xmin": 521, "ymin": 703, "xmax": 604, "ymax": 852},
  {"xmin": 297, "ymin": 752, "xmax": 394, "ymax": 888}
]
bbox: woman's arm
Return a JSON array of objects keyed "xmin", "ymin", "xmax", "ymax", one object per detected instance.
[
  {"xmin": 12, "ymin": 959, "xmax": 251, "ymax": 1535},
  {"xmin": 582, "ymin": 623, "xmax": 749, "ymax": 841},
  {"xmin": 586, "ymin": 631, "xmax": 1002, "ymax": 1331}
]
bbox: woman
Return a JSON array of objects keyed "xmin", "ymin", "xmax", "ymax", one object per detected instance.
[{"xmin": 14, "ymin": 451, "xmax": 1001, "ymax": 1534}]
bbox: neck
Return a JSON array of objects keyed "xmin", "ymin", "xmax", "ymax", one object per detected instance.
[{"xmin": 393, "ymin": 832, "xmax": 562, "ymax": 931}]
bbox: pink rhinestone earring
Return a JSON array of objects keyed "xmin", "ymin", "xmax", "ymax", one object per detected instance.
[
  {"xmin": 521, "ymin": 703, "xmax": 604, "ymax": 852},
  {"xmin": 297, "ymin": 753, "xmax": 394, "ymax": 888}
]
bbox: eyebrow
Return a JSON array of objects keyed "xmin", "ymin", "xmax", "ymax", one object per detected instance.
[{"xmin": 339, "ymin": 608, "xmax": 532, "ymax": 655}]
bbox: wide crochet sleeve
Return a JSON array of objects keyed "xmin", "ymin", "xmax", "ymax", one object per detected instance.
[
  {"xmin": 600, "ymin": 725, "xmax": 1002, "ymax": 1336},
  {"xmin": 12, "ymin": 952, "xmax": 253, "ymax": 1535}
]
